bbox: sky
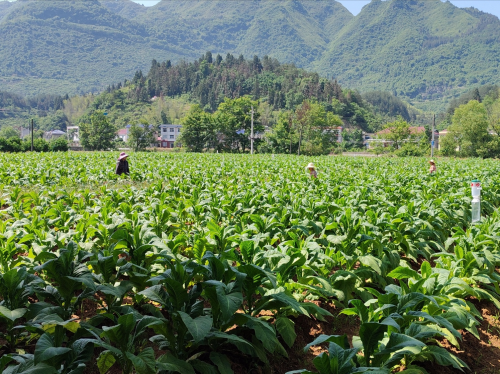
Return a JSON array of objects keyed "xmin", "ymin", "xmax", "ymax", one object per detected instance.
[{"xmin": 133, "ymin": 0, "xmax": 500, "ymax": 19}]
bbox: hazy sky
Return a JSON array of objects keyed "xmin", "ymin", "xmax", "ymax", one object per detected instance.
[{"xmin": 133, "ymin": 0, "xmax": 500, "ymax": 19}]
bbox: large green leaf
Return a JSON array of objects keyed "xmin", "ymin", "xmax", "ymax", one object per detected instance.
[
  {"xmin": 126, "ymin": 347, "xmax": 156, "ymax": 374},
  {"xmin": 215, "ymin": 285, "xmax": 243, "ymax": 322},
  {"xmin": 358, "ymin": 322, "xmax": 388, "ymax": 365},
  {"xmin": 424, "ymin": 346, "xmax": 469, "ymax": 371},
  {"xmin": 388, "ymin": 267, "xmax": 420, "ymax": 280},
  {"xmin": 276, "ymin": 317, "xmax": 296, "ymax": 348},
  {"xmin": 209, "ymin": 352, "xmax": 234, "ymax": 374},
  {"xmin": 101, "ymin": 313, "xmax": 135, "ymax": 346},
  {"xmin": 34, "ymin": 333, "xmax": 72, "ymax": 365},
  {"xmin": 0, "ymin": 306, "xmax": 27, "ymax": 322},
  {"xmin": 178, "ymin": 311, "xmax": 213, "ymax": 343},
  {"xmin": 157, "ymin": 353, "xmax": 196, "ymax": 374}
]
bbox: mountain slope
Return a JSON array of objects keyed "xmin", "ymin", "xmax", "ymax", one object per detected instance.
[
  {"xmin": 135, "ymin": 0, "xmax": 352, "ymax": 67},
  {"xmin": 0, "ymin": 0, "xmax": 191, "ymax": 95},
  {"xmin": 315, "ymin": 0, "xmax": 500, "ymax": 107},
  {"xmin": 1, "ymin": 0, "xmax": 500, "ymax": 112},
  {"xmin": 100, "ymin": 0, "xmax": 147, "ymax": 19}
]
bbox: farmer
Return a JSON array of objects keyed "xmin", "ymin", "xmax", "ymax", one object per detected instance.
[
  {"xmin": 115, "ymin": 152, "xmax": 130, "ymax": 176},
  {"xmin": 429, "ymin": 159, "xmax": 436, "ymax": 174},
  {"xmin": 306, "ymin": 162, "xmax": 317, "ymax": 178}
]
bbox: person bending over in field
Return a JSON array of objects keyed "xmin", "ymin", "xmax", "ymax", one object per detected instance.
[
  {"xmin": 306, "ymin": 163, "xmax": 317, "ymax": 178},
  {"xmin": 115, "ymin": 152, "xmax": 130, "ymax": 176},
  {"xmin": 429, "ymin": 159, "xmax": 436, "ymax": 174}
]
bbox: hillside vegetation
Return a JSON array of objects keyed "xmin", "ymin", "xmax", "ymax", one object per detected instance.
[
  {"xmin": 0, "ymin": 0, "xmax": 499, "ymax": 111},
  {"xmin": 0, "ymin": 55, "xmax": 420, "ymax": 135}
]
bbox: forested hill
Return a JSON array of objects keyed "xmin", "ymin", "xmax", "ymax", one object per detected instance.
[
  {"xmin": 0, "ymin": 55, "xmax": 419, "ymax": 134},
  {"xmin": 1, "ymin": 0, "xmax": 500, "ymax": 111}
]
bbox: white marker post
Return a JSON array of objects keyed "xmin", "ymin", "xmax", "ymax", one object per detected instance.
[{"xmin": 471, "ymin": 179, "xmax": 481, "ymax": 223}]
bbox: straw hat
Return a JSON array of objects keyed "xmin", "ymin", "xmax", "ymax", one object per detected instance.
[
  {"xmin": 429, "ymin": 159, "xmax": 435, "ymax": 164},
  {"xmin": 306, "ymin": 163, "xmax": 315, "ymax": 169},
  {"xmin": 118, "ymin": 152, "xmax": 128, "ymax": 160}
]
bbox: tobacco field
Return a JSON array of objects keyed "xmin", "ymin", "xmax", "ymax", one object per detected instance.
[{"xmin": 1, "ymin": 152, "xmax": 500, "ymax": 374}]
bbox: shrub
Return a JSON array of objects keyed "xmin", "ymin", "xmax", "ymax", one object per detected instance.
[
  {"xmin": 33, "ymin": 138, "xmax": 50, "ymax": 152},
  {"xmin": 50, "ymin": 137, "xmax": 69, "ymax": 152}
]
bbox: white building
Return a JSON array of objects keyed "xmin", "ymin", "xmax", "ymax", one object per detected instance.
[
  {"xmin": 66, "ymin": 126, "xmax": 79, "ymax": 143},
  {"xmin": 159, "ymin": 124, "xmax": 182, "ymax": 148}
]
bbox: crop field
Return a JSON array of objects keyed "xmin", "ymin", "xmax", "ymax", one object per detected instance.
[{"xmin": 1, "ymin": 153, "xmax": 500, "ymax": 374}]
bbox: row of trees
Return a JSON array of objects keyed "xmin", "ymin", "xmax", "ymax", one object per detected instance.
[
  {"xmin": 0, "ymin": 137, "xmax": 68, "ymax": 152},
  {"xmin": 79, "ymin": 112, "xmax": 156, "ymax": 152},
  {"xmin": 180, "ymin": 96, "xmax": 343, "ymax": 155}
]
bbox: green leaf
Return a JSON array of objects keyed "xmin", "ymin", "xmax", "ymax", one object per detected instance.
[
  {"xmin": 157, "ymin": 353, "xmax": 196, "ymax": 374},
  {"xmin": 190, "ymin": 360, "xmax": 219, "ymax": 374},
  {"xmin": 358, "ymin": 322, "xmax": 389, "ymax": 365},
  {"xmin": 376, "ymin": 333, "xmax": 425, "ymax": 355},
  {"xmin": 388, "ymin": 267, "xmax": 420, "ymax": 280},
  {"xmin": 126, "ymin": 347, "xmax": 156, "ymax": 374},
  {"xmin": 34, "ymin": 333, "xmax": 72, "ymax": 365},
  {"xmin": 420, "ymin": 261, "xmax": 432, "ymax": 279},
  {"xmin": 0, "ymin": 306, "xmax": 27, "ymax": 322},
  {"xmin": 209, "ymin": 352, "xmax": 234, "ymax": 374},
  {"xmin": 215, "ymin": 286, "xmax": 242, "ymax": 322},
  {"xmin": 359, "ymin": 255, "xmax": 382, "ymax": 275},
  {"xmin": 178, "ymin": 311, "xmax": 213, "ymax": 343},
  {"xmin": 97, "ymin": 351, "xmax": 116, "ymax": 374},
  {"xmin": 240, "ymin": 240, "xmax": 255, "ymax": 262},
  {"xmin": 303, "ymin": 334, "xmax": 349, "ymax": 351},
  {"xmin": 102, "ymin": 313, "xmax": 135, "ymax": 346},
  {"xmin": 276, "ymin": 317, "xmax": 296, "ymax": 348},
  {"xmin": 424, "ymin": 346, "xmax": 469, "ymax": 370}
]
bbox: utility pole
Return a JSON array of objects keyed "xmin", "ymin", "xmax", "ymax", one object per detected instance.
[
  {"xmin": 289, "ymin": 114, "xmax": 293, "ymax": 154},
  {"xmin": 431, "ymin": 114, "xmax": 435, "ymax": 158},
  {"xmin": 250, "ymin": 106, "xmax": 254, "ymax": 154},
  {"xmin": 31, "ymin": 119, "xmax": 34, "ymax": 152}
]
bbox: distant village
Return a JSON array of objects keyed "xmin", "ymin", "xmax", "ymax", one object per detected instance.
[
  {"xmin": 15, "ymin": 124, "xmax": 461, "ymax": 151},
  {"xmin": 19, "ymin": 124, "xmax": 183, "ymax": 149}
]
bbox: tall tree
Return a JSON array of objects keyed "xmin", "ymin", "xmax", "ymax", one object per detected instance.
[
  {"xmin": 382, "ymin": 118, "xmax": 412, "ymax": 150},
  {"xmin": 80, "ymin": 112, "xmax": 116, "ymax": 151},
  {"xmin": 443, "ymin": 100, "xmax": 490, "ymax": 157},
  {"xmin": 127, "ymin": 120, "xmax": 157, "ymax": 152},
  {"xmin": 180, "ymin": 105, "xmax": 217, "ymax": 152},
  {"xmin": 215, "ymin": 96, "xmax": 262, "ymax": 153},
  {"xmin": 294, "ymin": 100, "xmax": 342, "ymax": 155}
]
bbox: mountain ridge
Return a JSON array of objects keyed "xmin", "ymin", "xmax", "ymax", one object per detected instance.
[{"xmin": 0, "ymin": 0, "xmax": 499, "ymax": 111}]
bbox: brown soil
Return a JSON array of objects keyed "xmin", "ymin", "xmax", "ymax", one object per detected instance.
[{"xmin": 419, "ymin": 299, "xmax": 500, "ymax": 374}]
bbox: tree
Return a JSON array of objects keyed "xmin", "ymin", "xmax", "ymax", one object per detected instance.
[
  {"xmin": 382, "ymin": 118, "xmax": 412, "ymax": 150},
  {"xmin": 180, "ymin": 105, "xmax": 217, "ymax": 152},
  {"xmin": 50, "ymin": 137, "xmax": 68, "ymax": 152},
  {"xmin": 80, "ymin": 112, "xmax": 116, "ymax": 151},
  {"xmin": 215, "ymin": 96, "xmax": 262, "ymax": 153},
  {"xmin": 127, "ymin": 120, "xmax": 157, "ymax": 152},
  {"xmin": 262, "ymin": 111, "xmax": 298, "ymax": 154},
  {"xmin": 294, "ymin": 100, "xmax": 342, "ymax": 155},
  {"xmin": 447, "ymin": 100, "xmax": 490, "ymax": 157},
  {"xmin": 0, "ymin": 126, "xmax": 20, "ymax": 139}
]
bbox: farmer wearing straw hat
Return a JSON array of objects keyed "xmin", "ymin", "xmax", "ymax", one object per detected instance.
[
  {"xmin": 429, "ymin": 159, "xmax": 436, "ymax": 174},
  {"xmin": 115, "ymin": 152, "xmax": 130, "ymax": 176},
  {"xmin": 306, "ymin": 162, "xmax": 317, "ymax": 178}
]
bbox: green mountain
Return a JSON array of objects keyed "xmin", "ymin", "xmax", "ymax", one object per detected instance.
[
  {"xmin": 1, "ymin": 0, "xmax": 500, "ymax": 112},
  {"xmin": 135, "ymin": 0, "xmax": 353, "ymax": 68},
  {"xmin": 0, "ymin": 0, "xmax": 190, "ymax": 96},
  {"xmin": 315, "ymin": 0, "xmax": 500, "ymax": 111}
]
